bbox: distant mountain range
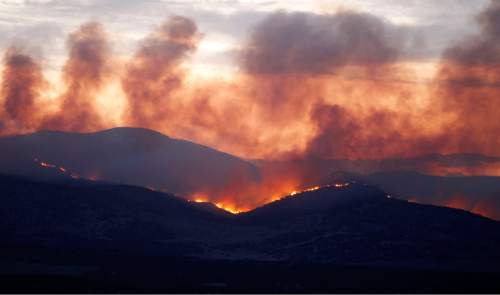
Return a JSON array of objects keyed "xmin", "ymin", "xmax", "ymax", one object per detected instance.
[{"xmin": 1, "ymin": 127, "xmax": 499, "ymax": 220}]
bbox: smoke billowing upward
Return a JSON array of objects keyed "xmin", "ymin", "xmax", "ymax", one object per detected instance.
[
  {"xmin": 434, "ymin": 0, "xmax": 500, "ymax": 156},
  {"xmin": 1, "ymin": 8, "xmax": 498, "ymax": 159},
  {"xmin": 241, "ymin": 10, "xmax": 440, "ymax": 159},
  {"xmin": 41, "ymin": 21, "xmax": 110, "ymax": 132},
  {"xmin": 0, "ymin": 48, "xmax": 44, "ymax": 133},
  {"xmin": 0, "ymin": 4, "xmax": 499, "ymax": 215},
  {"xmin": 123, "ymin": 15, "xmax": 199, "ymax": 128},
  {"xmin": 306, "ymin": 101, "xmax": 451, "ymax": 159},
  {"xmin": 243, "ymin": 11, "xmax": 401, "ymax": 75}
]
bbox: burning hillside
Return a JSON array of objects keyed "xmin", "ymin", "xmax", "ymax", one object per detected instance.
[
  {"xmin": 1, "ymin": 2, "xmax": 500, "ymax": 293},
  {"xmin": 0, "ymin": 2, "xmax": 499, "ymax": 219},
  {"xmin": 189, "ymin": 182, "xmax": 353, "ymax": 214},
  {"xmin": 34, "ymin": 158, "xmax": 79, "ymax": 179},
  {"xmin": 1, "ymin": 127, "xmax": 500, "ymax": 220}
]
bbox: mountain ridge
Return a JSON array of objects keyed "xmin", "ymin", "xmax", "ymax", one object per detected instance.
[{"xmin": 0, "ymin": 127, "xmax": 261, "ymax": 200}]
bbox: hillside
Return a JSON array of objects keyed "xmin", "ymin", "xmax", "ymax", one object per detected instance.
[
  {"xmin": 2, "ymin": 174, "xmax": 500, "ymax": 292},
  {"xmin": 0, "ymin": 127, "xmax": 260, "ymax": 198}
]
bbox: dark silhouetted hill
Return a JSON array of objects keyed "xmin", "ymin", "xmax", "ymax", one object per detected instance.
[
  {"xmin": 331, "ymin": 171, "xmax": 500, "ymax": 220},
  {"xmin": 0, "ymin": 127, "xmax": 260, "ymax": 198},
  {"xmin": 2, "ymin": 174, "xmax": 499, "ymax": 271}
]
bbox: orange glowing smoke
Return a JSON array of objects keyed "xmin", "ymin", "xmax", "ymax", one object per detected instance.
[
  {"xmin": 401, "ymin": 193, "xmax": 498, "ymax": 220},
  {"xmin": 40, "ymin": 22, "xmax": 111, "ymax": 132},
  {"xmin": 0, "ymin": 48, "xmax": 45, "ymax": 134},
  {"xmin": 444, "ymin": 194, "xmax": 495, "ymax": 219},
  {"xmin": 0, "ymin": 7, "xmax": 499, "ymax": 219},
  {"xmin": 431, "ymin": 1, "xmax": 500, "ymax": 157},
  {"xmin": 122, "ymin": 16, "xmax": 199, "ymax": 129},
  {"xmin": 0, "ymin": 9, "xmax": 498, "ymax": 160}
]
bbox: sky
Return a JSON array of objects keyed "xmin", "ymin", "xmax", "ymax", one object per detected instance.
[{"xmin": 0, "ymin": 0, "xmax": 490, "ymax": 78}]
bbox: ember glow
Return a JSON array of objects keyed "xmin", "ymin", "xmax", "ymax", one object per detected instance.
[
  {"xmin": 189, "ymin": 197, "xmax": 244, "ymax": 214},
  {"xmin": 405, "ymin": 194, "xmax": 497, "ymax": 220},
  {"xmin": 34, "ymin": 158, "xmax": 79, "ymax": 179},
  {"xmin": 290, "ymin": 186, "xmax": 320, "ymax": 196},
  {"xmin": 214, "ymin": 202, "xmax": 244, "ymax": 214},
  {"xmin": 290, "ymin": 183, "xmax": 350, "ymax": 197},
  {"xmin": 39, "ymin": 161, "xmax": 55, "ymax": 169},
  {"xmin": 188, "ymin": 182, "xmax": 351, "ymax": 214}
]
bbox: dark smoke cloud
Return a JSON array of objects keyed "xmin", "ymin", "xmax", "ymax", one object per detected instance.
[
  {"xmin": 445, "ymin": 1, "xmax": 500, "ymax": 66},
  {"xmin": 243, "ymin": 11, "xmax": 403, "ymax": 75},
  {"xmin": 434, "ymin": 0, "xmax": 500, "ymax": 156},
  {"xmin": 41, "ymin": 21, "xmax": 110, "ymax": 132},
  {"xmin": 123, "ymin": 15, "xmax": 199, "ymax": 127},
  {"xmin": 239, "ymin": 11, "xmax": 427, "ymax": 159},
  {"xmin": 306, "ymin": 102, "xmax": 447, "ymax": 159},
  {"xmin": 307, "ymin": 104, "xmax": 366, "ymax": 159},
  {"xmin": 1, "ymin": 47, "xmax": 44, "ymax": 132}
]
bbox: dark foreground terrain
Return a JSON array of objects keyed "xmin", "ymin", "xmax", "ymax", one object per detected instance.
[
  {"xmin": 1, "ymin": 174, "xmax": 500, "ymax": 293},
  {"xmin": 3, "ymin": 255, "xmax": 500, "ymax": 293}
]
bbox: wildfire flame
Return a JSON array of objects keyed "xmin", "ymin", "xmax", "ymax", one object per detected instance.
[
  {"xmin": 289, "ymin": 182, "xmax": 349, "ymax": 197},
  {"xmin": 34, "ymin": 158, "xmax": 79, "ymax": 179},
  {"xmin": 189, "ymin": 197, "xmax": 244, "ymax": 214},
  {"xmin": 214, "ymin": 202, "xmax": 243, "ymax": 214},
  {"xmin": 188, "ymin": 182, "xmax": 352, "ymax": 214},
  {"xmin": 27, "ymin": 157, "xmax": 500, "ymax": 219},
  {"xmin": 39, "ymin": 162, "xmax": 56, "ymax": 168}
]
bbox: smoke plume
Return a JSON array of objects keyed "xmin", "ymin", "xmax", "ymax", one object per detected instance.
[
  {"xmin": 41, "ymin": 21, "xmax": 110, "ymax": 132},
  {"xmin": 434, "ymin": 0, "xmax": 500, "ymax": 156},
  {"xmin": 122, "ymin": 15, "xmax": 199, "ymax": 128},
  {"xmin": 243, "ymin": 11, "xmax": 402, "ymax": 75},
  {"xmin": 0, "ymin": 47, "xmax": 44, "ymax": 133},
  {"xmin": 240, "ymin": 11, "xmax": 434, "ymax": 159}
]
